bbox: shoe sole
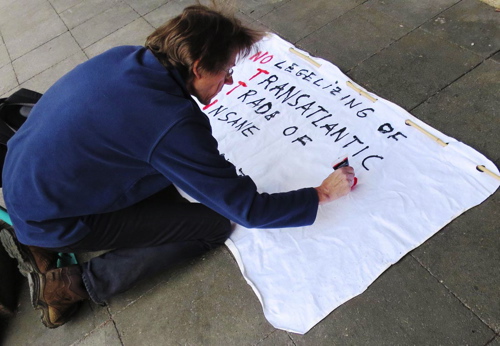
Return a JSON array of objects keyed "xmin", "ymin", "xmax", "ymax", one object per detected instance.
[{"xmin": 0, "ymin": 221, "xmax": 43, "ymax": 309}]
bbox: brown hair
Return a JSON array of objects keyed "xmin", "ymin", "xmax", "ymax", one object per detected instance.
[{"xmin": 145, "ymin": 5, "xmax": 265, "ymax": 80}]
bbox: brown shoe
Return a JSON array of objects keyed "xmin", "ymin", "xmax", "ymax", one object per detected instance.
[
  {"xmin": 0, "ymin": 221, "xmax": 59, "ymax": 308},
  {"xmin": 0, "ymin": 222, "xmax": 58, "ymax": 275},
  {"xmin": 36, "ymin": 265, "xmax": 89, "ymax": 328}
]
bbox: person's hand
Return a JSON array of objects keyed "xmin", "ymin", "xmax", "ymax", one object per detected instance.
[{"xmin": 315, "ymin": 166, "xmax": 355, "ymax": 205}]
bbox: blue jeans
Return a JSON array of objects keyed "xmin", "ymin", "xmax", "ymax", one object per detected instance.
[{"xmin": 51, "ymin": 186, "xmax": 231, "ymax": 304}]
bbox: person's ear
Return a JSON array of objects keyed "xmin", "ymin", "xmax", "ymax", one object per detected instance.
[{"xmin": 192, "ymin": 60, "xmax": 202, "ymax": 79}]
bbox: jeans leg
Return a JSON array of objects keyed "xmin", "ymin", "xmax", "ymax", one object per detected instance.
[
  {"xmin": 82, "ymin": 240, "xmax": 209, "ymax": 304},
  {"xmin": 56, "ymin": 187, "xmax": 232, "ymax": 304}
]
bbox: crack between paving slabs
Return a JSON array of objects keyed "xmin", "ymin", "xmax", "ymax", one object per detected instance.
[{"xmin": 410, "ymin": 253, "xmax": 499, "ymax": 335}]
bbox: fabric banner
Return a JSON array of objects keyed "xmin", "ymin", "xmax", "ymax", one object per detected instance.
[{"xmin": 192, "ymin": 34, "xmax": 499, "ymax": 334}]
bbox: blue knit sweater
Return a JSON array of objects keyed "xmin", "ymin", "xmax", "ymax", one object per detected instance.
[{"xmin": 2, "ymin": 46, "xmax": 318, "ymax": 247}]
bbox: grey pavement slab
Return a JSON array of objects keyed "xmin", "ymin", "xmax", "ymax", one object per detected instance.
[
  {"xmin": 59, "ymin": 0, "xmax": 123, "ymax": 29},
  {"xmin": 20, "ymin": 51, "xmax": 88, "ymax": 93},
  {"xmin": 289, "ymin": 256, "xmax": 496, "ymax": 345},
  {"xmin": 347, "ymin": 28, "xmax": 483, "ymax": 111},
  {"xmin": 1, "ymin": 282, "xmax": 110, "ymax": 345},
  {"xmin": 0, "ymin": 42, "xmax": 9, "ymax": 69},
  {"xmin": 12, "ymin": 32, "xmax": 81, "ymax": 84},
  {"xmin": 412, "ymin": 193, "xmax": 500, "ymax": 333},
  {"xmin": 296, "ymin": 2, "xmax": 410, "ymax": 72},
  {"xmin": 144, "ymin": 0, "xmax": 204, "ymax": 28},
  {"xmin": 259, "ymin": 0, "xmax": 365, "ymax": 43},
  {"xmin": 420, "ymin": 0, "xmax": 500, "ymax": 58},
  {"xmin": 72, "ymin": 320, "xmax": 122, "ymax": 346},
  {"xmin": 0, "ymin": 63, "xmax": 17, "ymax": 97},
  {"xmin": 234, "ymin": 0, "xmax": 292, "ymax": 20},
  {"xmin": 412, "ymin": 58, "xmax": 500, "ymax": 162},
  {"xmin": 110, "ymin": 247, "xmax": 276, "ymax": 345},
  {"xmin": 70, "ymin": 3, "xmax": 139, "ymax": 49},
  {"xmin": 256, "ymin": 330, "xmax": 295, "ymax": 345},
  {"xmin": 0, "ymin": 0, "xmax": 67, "ymax": 60},
  {"xmin": 84, "ymin": 18, "xmax": 154, "ymax": 58},
  {"xmin": 49, "ymin": 0, "xmax": 83, "ymax": 14},
  {"xmin": 492, "ymin": 51, "xmax": 500, "ymax": 63},
  {"xmin": 122, "ymin": 0, "xmax": 170, "ymax": 16},
  {"xmin": 235, "ymin": 11, "xmax": 271, "ymax": 34},
  {"xmin": 365, "ymin": 0, "xmax": 461, "ymax": 30}
]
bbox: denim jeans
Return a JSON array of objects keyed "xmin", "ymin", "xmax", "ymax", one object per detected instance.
[{"xmin": 51, "ymin": 186, "xmax": 231, "ymax": 304}]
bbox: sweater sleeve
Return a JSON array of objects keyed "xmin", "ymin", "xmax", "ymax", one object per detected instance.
[{"xmin": 149, "ymin": 115, "xmax": 319, "ymax": 229}]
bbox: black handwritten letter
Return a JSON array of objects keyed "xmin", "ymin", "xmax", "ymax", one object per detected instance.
[
  {"xmin": 362, "ymin": 155, "xmax": 384, "ymax": 170},
  {"xmin": 292, "ymin": 135, "xmax": 313, "ymax": 146}
]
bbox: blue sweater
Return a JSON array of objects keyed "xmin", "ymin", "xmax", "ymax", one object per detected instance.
[{"xmin": 2, "ymin": 46, "xmax": 318, "ymax": 247}]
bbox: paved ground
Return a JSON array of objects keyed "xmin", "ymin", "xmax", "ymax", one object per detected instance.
[{"xmin": 0, "ymin": 0, "xmax": 499, "ymax": 345}]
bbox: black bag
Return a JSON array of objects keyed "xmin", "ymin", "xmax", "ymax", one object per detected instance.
[{"xmin": 0, "ymin": 88, "xmax": 42, "ymax": 187}]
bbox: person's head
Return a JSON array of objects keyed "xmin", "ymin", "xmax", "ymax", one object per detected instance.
[{"xmin": 145, "ymin": 5, "xmax": 265, "ymax": 105}]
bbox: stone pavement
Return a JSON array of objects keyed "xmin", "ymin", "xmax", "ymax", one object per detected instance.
[{"xmin": 0, "ymin": 0, "xmax": 499, "ymax": 344}]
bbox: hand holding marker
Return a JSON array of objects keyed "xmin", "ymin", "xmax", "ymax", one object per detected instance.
[{"xmin": 333, "ymin": 157, "xmax": 358, "ymax": 189}]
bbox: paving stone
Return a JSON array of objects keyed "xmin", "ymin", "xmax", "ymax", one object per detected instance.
[
  {"xmin": 104, "ymin": 257, "xmax": 182, "ymax": 314},
  {"xmin": 260, "ymin": 0, "xmax": 365, "ymax": 43},
  {"xmin": 72, "ymin": 320, "xmax": 122, "ymax": 346},
  {"xmin": 296, "ymin": 2, "xmax": 410, "ymax": 72},
  {"xmin": 492, "ymin": 51, "xmax": 500, "ymax": 63},
  {"xmin": 60, "ymin": 0, "xmax": 123, "ymax": 29},
  {"xmin": 233, "ymin": 0, "xmax": 292, "ymax": 20},
  {"xmin": 1, "ymin": 281, "xmax": 110, "ymax": 345},
  {"xmin": 421, "ymin": 0, "xmax": 500, "ymax": 58},
  {"xmin": 0, "ymin": 42, "xmax": 9, "ymax": 69},
  {"xmin": 123, "ymin": 0, "xmax": 170, "ymax": 16},
  {"xmin": 289, "ymin": 256, "xmax": 496, "ymax": 345},
  {"xmin": 70, "ymin": 3, "xmax": 140, "ymax": 48},
  {"xmin": 0, "ymin": 0, "xmax": 67, "ymax": 60},
  {"xmin": 348, "ymin": 28, "xmax": 483, "ymax": 111},
  {"xmin": 0, "ymin": 63, "xmax": 18, "ymax": 97},
  {"xmin": 12, "ymin": 32, "xmax": 80, "ymax": 84},
  {"xmin": 20, "ymin": 51, "xmax": 88, "ymax": 93},
  {"xmin": 49, "ymin": 0, "xmax": 83, "ymax": 14},
  {"xmin": 412, "ymin": 193, "xmax": 500, "ymax": 333},
  {"xmin": 143, "ymin": 0, "xmax": 202, "ymax": 28},
  {"xmin": 235, "ymin": 12, "xmax": 271, "ymax": 36},
  {"xmin": 255, "ymin": 330, "xmax": 295, "ymax": 345},
  {"xmin": 111, "ymin": 247, "xmax": 275, "ymax": 345},
  {"xmin": 490, "ymin": 336, "xmax": 500, "ymax": 346},
  {"xmin": 85, "ymin": 18, "xmax": 154, "ymax": 58},
  {"xmin": 365, "ymin": 0, "xmax": 461, "ymax": 29},
  {"xmin": 412, "ymin": 59, "xmax": 500, "ymax": 162}
]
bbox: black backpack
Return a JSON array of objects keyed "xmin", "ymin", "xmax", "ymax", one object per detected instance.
[{"xmin": 0, "ymin": 88, "xmax": 42, "ymax": 187}]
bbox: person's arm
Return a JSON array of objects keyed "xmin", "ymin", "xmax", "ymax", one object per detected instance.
[
  {"xmin": 150, "ymin": 115, "xmax": 319, "ymax": 228},
  {"xmin": 150, "ymin": 111, "xmax": 355, "ymax": 228}
]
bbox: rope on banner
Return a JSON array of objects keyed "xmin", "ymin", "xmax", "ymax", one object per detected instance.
[
  {"xmin": 405, "ymin": 119, "xmax": 448, "ymax": 147},
  {"xmin": 346, "ymin": 81, "xmax": 378, "ymax": 103},
  {"xmin": 405, "ymin": 120, "xmax": 500, "ymax": 180},
  {"xmin": 289, "ymin": 48, "xmax": 322, "ymax": 68},
  {"xmin": 476, "ymin": 165, "xmax": 500, "ymax": 180}
]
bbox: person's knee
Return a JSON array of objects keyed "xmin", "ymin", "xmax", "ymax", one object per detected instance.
[{"xmin": 206, "ymin": 216, "xmax": 232, "ymax": 247}]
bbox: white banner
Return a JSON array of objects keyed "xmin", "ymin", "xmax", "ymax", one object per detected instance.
[{"xmin": 194, "ymin": 34, "xmax": 499, "ymax": 334}]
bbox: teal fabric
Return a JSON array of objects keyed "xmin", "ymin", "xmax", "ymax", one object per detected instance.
[{"xmin": 0, "ymin": 207, "xmax": 77, "ymax": 267}]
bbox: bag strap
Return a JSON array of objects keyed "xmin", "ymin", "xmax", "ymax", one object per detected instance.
[{"xmin": 2, "ymin": 88, "xmax": 42, "ymax": 107}]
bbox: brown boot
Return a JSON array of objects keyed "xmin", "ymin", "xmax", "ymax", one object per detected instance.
[
  {"xmin": 0, "ymin": 222, "xmax": 59, "ymax": 309},
  {"xmin": 36, "ymin": 265, "xmax": 89, "ymax": 328},
  {"xmin": 0, "ymin": 222, "xmax": 58, "ymax": 275}
]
